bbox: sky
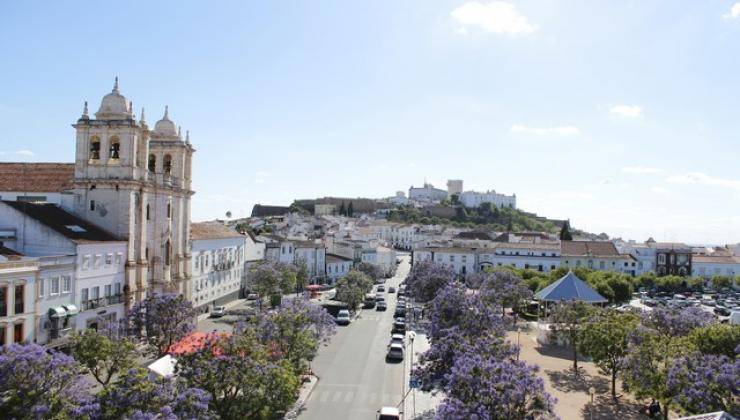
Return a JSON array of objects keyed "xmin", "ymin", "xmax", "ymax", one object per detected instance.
[{"xmin": 1, "ymin": 1, "xmax": 739, "ymax": 244}]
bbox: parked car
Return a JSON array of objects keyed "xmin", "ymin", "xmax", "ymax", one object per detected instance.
[
  {"xmin": 390, "ymin": 333, "xmax": 405, "ymax": 347},
  {"xmin": 388, "ymin": 287, "xmax": 396, "ymax": 293},
  {"xmin": 246, "ymin": 292, "xmax": 260, "ymax": 300},
  {"xmin": 392, "ymin": 320, "xmax": 406, "ymax": 334},
  {"xmin": 377, "ymin": 285, "xmax": 386, "ymax": 293},
  {"xmin": 377, "ymin": 301, "xmax": 388, "ymax": 311},
  {"xmin": 394, "ymin": 307, "xmax": 406, "ymax": 318},
  {"xmin": 211, "ymin": 306, "xmax": 226, "ymax": 318},
  {"xmin": 336, "ymin": 309, "xmax": 351, "ymax": 325},
  {"xmin": 377, "ymin": 406, "xmax": 401, "ymax": 420},
  {"xmin": 386, "ymin": 343, "xmax": 404, "ymax": 362}
]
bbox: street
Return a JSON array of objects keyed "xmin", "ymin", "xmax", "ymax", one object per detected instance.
[{"xmin": 298, "ymin": 256, "xmax": 411, "ymax": 420}]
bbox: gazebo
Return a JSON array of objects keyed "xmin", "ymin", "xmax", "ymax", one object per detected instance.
[{"xmin": 534, "ymin": 271, "xmax": 607, "ymax": 344}]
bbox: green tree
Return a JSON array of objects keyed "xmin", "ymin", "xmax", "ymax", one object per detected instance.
[
  {"xmin": 711, "ymin": 275, "xmax": 733, "ymax": 290},
  {"xmin": 69, "ymin": 328, "xmax": 137, "ymax": 386},
  {"xmin": 177, "ymin": 330, "xmax": 300, "ymax": 420},
  {"xmin": 293, "ymin": 261, "xmax": 310, "ymax": 293},
  {"xmin": 559, "ymin": 220, "xmax": 573, "ymax": 241},
  {"xmin": 550, "ymin": 300, "xmax": 594, "ymax": 372},
  {"xmin": 579, "ymin": 310, "xmax": 639, "ymax": 398},
  {"xmin": 251, "ymin": 264, "xmax": 283, "ymax": 303},
  {"xmin": 339, "ymin": 201, "xmax": 346, "ymax": 216},
  {"xmin": 335, "ymin": 270, "xmax": 373, "ymax": 312},
  {"xmin": 688, "ymin": 324, "xmax": 740, "ymax": 357},
  {"xmin": 347, "ymin": 201, "xmax": 354, "ymax": 217}
]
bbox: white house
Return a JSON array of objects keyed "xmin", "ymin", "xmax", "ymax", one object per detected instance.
[
  {"xmin": 0, "ymin": 247, "xmax": 37, "ymax": 346},
  {"xmin": 325, "ymin": 254, "xmax": 353, "ymax": 284},
  {"xmin": 478, "ymin": 242, "xmax": 560, "ymax": 272},
  {"xmin": 262, "ymin": 235, "xmax": 326, "ymax": 280},
  {"xmin": 459, "ymin": 190, "xmax": 516, "ymax": 209},
  {"xmin": 413, "ymin": 247, "xmax": 477, "ymax": 276},
  {"xmin": 361, "ymin": 246, "xmax": 397, "ymax": 276},
  {"xmin": 0, "ymin": 201, "xmax": 126, "ymax": 343},
  {"xmin": 561, "ymin": 241, "xmax": 638, "ymax": 276},
  {"xmin": 692, "ymin": 254, "xmax": 740, "ymax": 279},
  {"xmin": 191, "ymin": 222, "xmax": 247, "ymax": 313}
]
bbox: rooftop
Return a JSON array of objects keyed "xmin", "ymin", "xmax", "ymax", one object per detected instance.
[
  {"xmin": 191, "ymin": 222, "xmax": 244, "ymax": 240},
  {"xmin": 561, "ymin": 240, "xmax": 621, "ymax": 257},
  {"xmin": 2, "ymin": 201, "xmax": 121, "ymax": 243},
  {"xmin": 0, "ymin": 162, "xmax": 74, "ymax": 193}
]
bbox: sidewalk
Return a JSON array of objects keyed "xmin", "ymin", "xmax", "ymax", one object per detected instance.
[
  {"xmin": 403, "ymin": 328, "xmax": 443, "ymax": 419},
  {"xmin": 285, "ymin": 374, "xmax": 319, "ymax": 419}
]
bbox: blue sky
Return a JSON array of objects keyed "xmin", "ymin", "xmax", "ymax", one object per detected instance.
[{"xmin": 1, "ymin": 1, "xmax": 739, "ymax": 244}]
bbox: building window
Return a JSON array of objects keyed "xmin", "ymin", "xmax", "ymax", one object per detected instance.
[
  {"xmin": 114, "ymin": 283, "xmax": 121, "ymax": 295},
  {"xmin": 81, "ymin": 288, "xmax": 88, "ymax": 306},
  {"xmin": 0, "ymin": 286, "xmax": 7, "ymax": 317},
  {"xmin": 62, "ymin": 276, "xmax": 71, "ymax": 293},
  {"xmin": 658, "ymin": 254, "xmax": 666, "ymax": 264},
  {"xmin": 146, "ymin": 204, "xmax": 150, "ymax": 221},
  {"xmin": 91, "ymin": 286, "xmax": 99, "ymax": 300},
  {"xmin": 148, "ymin": 154, "xmax": 156, "ymax": 172},
  {"xmin": 14, "ymin": 323, "xmax": 23, "ymax": 343},
  {"xmin": 94, "ymin": 255, "xmax": 101, "ymax": 269},
  {"xmin": 14, "ymin": 285, "xmax": 24, "ymax": 314},
  {"xmin": 39, "ymin": 278, "xmax": 45, "ymax": 297},
  {"xmin": 90, "ymin": 200, "xmax": 96, "ymax": 211},
  {"xmin": 164, "ymin": 240, "xmax": 171, "ymax": 266},
  {"xmin": 51, "ymin": 277, "xmax": 60, "ymax": 295},
  {"xmin": 115, "ymin": 253, "xmax": 122, "ymax": 265},
  {"xmin": 109, "ymin": 136, "xmax": 120, "ymax": 159},
  {"xmin": 163, "ymin": 154, "xmax": 172, "ymax": 174},
  {"xmin": 104, "ymin": 284, "xmax": 112, "ymax": 298},
  {"xmin": 90, "ymin": 137, "xmax": 101, "ymax": 160},
  {"xmin": 105, "ymin": 254, "xmax": 113, "ymax": 265},
  {"xmin": 167, "ymin": 203, "xmax": 171, "ymax": 219},
  {"xmin": 599, "ymin": 261, "xmax": 605, "ymax": 269},
  {"xmin": 82, "ymin": 255, "xmax": 90, "ymax": 270},
  {"xmin": 0, "ymin": 325, "xmax": 4, "ymax": 346}
]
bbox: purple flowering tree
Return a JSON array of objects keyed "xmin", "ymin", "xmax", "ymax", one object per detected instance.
[
  {"xmin": 176, "ymin": 329, "xmax": 301, "ymax": 419},
  {"xmin": 0, "ymin": 344, "xmax": 97, "ymax": 419},
  {"xmin": 96, "ymin": 367, "xmax": 212, "ymax": 419},
  {"xmin": 474, "ymin": 270, "xmax": 534, "ymax": 318},
  {"xmin": 127, "ymin": 293, "xmax": 196, "ymax": 357},
  {"xmin": 405, "ymin": 261, "xmax": 456, "ymax": 303},
  {"xmin": 256, "ymin": 297, "xmax": 337, "ymax": 373},
  {"xmin": 667, "ymin": 353, "xmax": 740, "ymax": 416},
  {"xmin": 436, "ymin": 353, "xmax": 556, "ymax": 420},
  {"xmin": 642, "ymin": 306, "xmax": 715, "ymax": 337}
]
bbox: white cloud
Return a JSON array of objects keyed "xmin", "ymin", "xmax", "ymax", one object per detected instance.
[
  {"xmin": 510, "ymin": 124, "xmax": 581, "ymax": 136},
  {"xmin": 15, "ymin": 150, "xmax": 34, "ymax": 156},
  {"xmin": 723, "ymin": 2, "xmax": 740, "ymax": 18},
  {"xmin": 665, "ymin": 172, "xmax": 740, "ymax": 191},
  {"xmin": 0, "ymin": 150, "xmax": 35, "ymax": 158},
  {"xmin": 451, "ymin": 1, "xmax": 537, "ymax": 35},
  {"xmin": 651, "ymin": 186, "xmax": 671, "ymax": 196},
  {"xmin": 622, "ymin": 166, "xmax": 662, "ymax": 174},
  {"xmin": 609, "ymin": 105, "xmax": 643, "ymax": 118}
]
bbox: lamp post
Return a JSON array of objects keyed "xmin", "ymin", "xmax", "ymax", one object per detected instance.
[
  {"xmin": 588, "ymin": 386, "xmax": 595, "ymax": 420},
  {"xmin": 410, "ymin": 332, "xmax": 416, "ymax": 419}
]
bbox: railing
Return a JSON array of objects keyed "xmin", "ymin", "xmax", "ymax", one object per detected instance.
[{"xmin": 82, "ymin": 294, "xmax": 124, "ymax": 310}]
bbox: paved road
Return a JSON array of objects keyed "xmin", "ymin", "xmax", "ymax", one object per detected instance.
[{"xmin": 299, "ymin": 257, "xmax": 410, "ymax": 420}]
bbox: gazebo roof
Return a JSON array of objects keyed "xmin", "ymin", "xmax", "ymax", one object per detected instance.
[{"xmin": 534, "ymin": 271, "xmax": 607, "ymax": 303}]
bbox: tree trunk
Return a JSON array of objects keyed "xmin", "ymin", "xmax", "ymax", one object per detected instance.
[
  {"xmin": 662, "ymin": 403, "xmax": 668, "ymax": 420},
  {"xmin": 611, "ymin": 371, "xmax": 617, "ymax": 399},
  {"xmin": 573, "ymin": 343, "xmax": 578, "ymax": 372}
]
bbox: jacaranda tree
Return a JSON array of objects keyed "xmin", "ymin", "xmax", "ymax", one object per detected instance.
[
  {"xmin": 405, "ymin": 260, "xmax": 456, "ymax": 303},
  {"xmin": 0, "ymin": 344, "xmax": 97, "ymax": 419},
  {"xmin": 667, "ymin": 352, "xmax": 740, "ymax": 416},
  {"xmin": 436, "ymin": 353, "xmax": 556, "ymax": 420},
  {"xmin": 127, "ymin": 293, "xmax": 196, "ymax": 357}
]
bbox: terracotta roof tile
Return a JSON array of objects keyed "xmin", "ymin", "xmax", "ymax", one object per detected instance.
[
  {"xmin": 191, "ymin": 222, "xmax": 244, "ymax": 240},
  {"xmin": 561, "ymin": 241, "xmax": 621, "ymax": 257},
  {"xmin": 0, "ymin": 163, "xmax": 74, "ymax": 193}
]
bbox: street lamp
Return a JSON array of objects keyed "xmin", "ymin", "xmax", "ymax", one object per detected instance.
[
  {"xmin": 410, "ymin": 332, "xmax": 416, "ymax": 419},
  {"xmin": 588, "ymin": 386, "xmax": 596, "ymax": 420}
]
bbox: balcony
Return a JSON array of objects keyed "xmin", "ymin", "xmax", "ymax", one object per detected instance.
[{"xmin": 81, "ymin": 294, "xmax": 124, "ymax": 311}]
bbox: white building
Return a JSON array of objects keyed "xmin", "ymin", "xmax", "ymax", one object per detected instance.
[
  {"xmin": 190, "ymin": 222, "xmax": 247, "ymax": 313},
  {"xmin": 0, "ymin": 247, "xmax": 37, "ymax": 346},
  {"xmin": 478, "ymin": 242, "xmax": 560, "ymax": 272},
  {"xmin": 692, "ymin": 254, "xmax": 740, "ymax": 278},
  {"xmin": 561, "ymin": 241, "xmax": 637, "ymax": 276},
  {"xmin": 325, "ymin": 254, "xmax": 353, "ymax": 284},
  {"xmin": 0, "ymin": 201, "xmax": 127, "ymax": 343},
  {"xmin": 413, "ymin": 247, "xmax": 477, "ymax": 276},
  {"xmin": 459, "ymin": 190, "xmax": 516, "ymax": 209},
  {"xmin": 263, "ymin": 235, "xmax": 327, "ymax": 280},
  {"xmin": 361, "ymin": 246, "xmax": 397, "ymax": 276},
  {"xmin": 408, "ymin": 183, "xmax": 448, "ymax": 203}
]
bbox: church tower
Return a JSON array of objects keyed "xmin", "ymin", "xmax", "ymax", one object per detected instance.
[{"xmin": 72, "ymin": 78, "xmax": 195, "ymax": 306}]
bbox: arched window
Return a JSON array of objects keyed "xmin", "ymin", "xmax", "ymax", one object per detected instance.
[
  {"xmin": 90, "ymin": 137, "xmax": 101, "ymax": 160},
  {"xmin": 109, "ymin": 136, "xmax": 120, "ymax": 159},
  {"xmin": 148, "ymin": 154, "xmax": 156, "ymax": 172},
  {"xmin": 146, "ymin": 204, "xmax": 150, "ymax": 221},
  {"xmin": 163, "ymin": 154, "xmax": 172, "ymax": 175}
]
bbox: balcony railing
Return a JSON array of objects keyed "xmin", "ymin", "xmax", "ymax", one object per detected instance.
[{"xmin": 81, "ymin": 294, "xmax": 124, "ymax": 311}]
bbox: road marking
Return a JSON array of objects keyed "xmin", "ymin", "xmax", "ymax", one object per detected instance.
[
  {"xmin": 332, "ymin": 391, "xmax": 343, "ymax": 402},
  {"xmin": 344, "ymin": 391, "xmax": 355, "ymax": 403},
  {"xmin": 319, "ymin": 391, "xmax": 330, "ymax": 402}
]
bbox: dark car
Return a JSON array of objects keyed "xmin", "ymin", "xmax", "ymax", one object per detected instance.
[
  {"xmin": 392, "ymin": 320, "xmax": 406, "ymax": 334},
  {"xmin": 377, "ymin": 301, "xmax": 388, "ymax": 311},
  {"xmin": 394, "ymin": 307, "xmax": 406, "ymax": 318},
  {"xmin": 388, "ymin": 287, "xmax": 396, "ymax": 293}
]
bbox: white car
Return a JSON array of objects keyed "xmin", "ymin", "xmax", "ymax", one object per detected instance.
[
  {"xmin": 336, "ymin": 309, "xmax": 351, "ymax": 326},
  {"xmin": 377, "ymin": 406, "xmax": 401, "ymax": 420},
  {"xmin": 210, "ymin": 306, "xmax": 226, "ymax": 318},
  {"xmin": 390, "ymin": 333, "xmax": 405, "ymax": 346},
  {"xmin": 386, "ymin": 343, "xmax": 404, "ymax": 361}
]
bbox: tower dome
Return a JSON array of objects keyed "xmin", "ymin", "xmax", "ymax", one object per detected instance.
[
  {"xmin": 95, "ymin": 77, "xmax": 132, "ymax": 120},
  {"xmin": 153, "ymin": 106, "xmax": 178, "ymax": 138}
]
